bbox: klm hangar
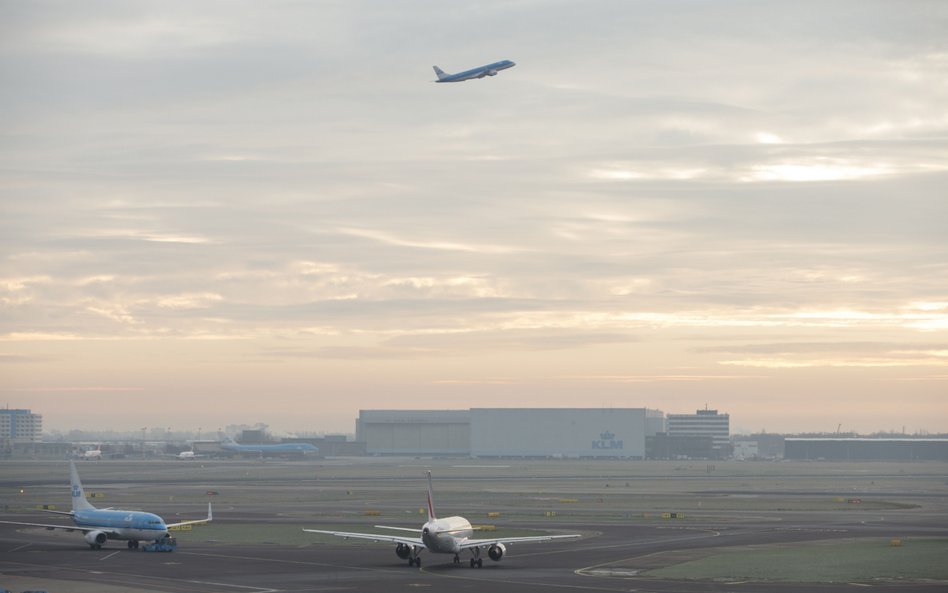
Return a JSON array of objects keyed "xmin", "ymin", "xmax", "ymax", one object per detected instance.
[{"xmin": 357, "ymin": 408, "xmax": 666, "ymax": 458}]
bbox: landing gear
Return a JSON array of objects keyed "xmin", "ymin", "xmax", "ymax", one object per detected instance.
[
  {"xmin": 453, "ymin": 554, "xmax": 460, "ymax": 565},
  {"xmin": 89, "ymin": 543, "xmax": 102, "ymax": 550},
  {"xmin": 127, "ymin": 540, "xmax": 139, "ymax": 550},
  {"xmin": 469, "ymin": 547, "xmax": 483, "ymax": 568},
  {"xmin": 408, "ymin": 556, "xmax": 422, "ymax": 567}
]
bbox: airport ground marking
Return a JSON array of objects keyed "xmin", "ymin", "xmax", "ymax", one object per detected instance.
[
  {"xmin": 418, "ymin": 564, "xmax": 631, "ymax": 592},
  {"xmin": 179, "ymin": 549, "xmax": 419, "ymax": 576},
  {"xmin": 186, "ymin": 579, "xmax": 279, "ymax": 592},
  {"xmin": 575, "ymin": 528, "xmax": 722, "ymax": 580}
]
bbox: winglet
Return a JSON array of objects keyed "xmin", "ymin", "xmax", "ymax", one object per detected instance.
[
  {"xmin": 425, "ymin": 471, "xmax": 436, "ymax": 521},
  {"xmin": 164, "ymin": 502, "xmax": 213, "ymax": 529},
  {"xmin": 69, "ymin": 460, "xmax": 96, "ymax": 512}
]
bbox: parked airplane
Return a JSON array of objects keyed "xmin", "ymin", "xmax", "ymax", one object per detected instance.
[
  {"xmin": 220, "ymin": 436, "xmax": 318, "ymax": 458},
  {"xmin": 0, "ymin": 461, "xmax": 212, "ymax": 549},
  {"xmin": 304, "ymin": 471, "xmax": 580, "ymax": 568},
  {"xmin": 433, "ymin": 60, "xmax": 515, "ymax": 83}
]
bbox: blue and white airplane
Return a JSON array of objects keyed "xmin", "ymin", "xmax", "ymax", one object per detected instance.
[
  {"xmin": 0, "ymin": 461, "xmax": 212, "ymax": 549},
  {"xmin": 304, "ymin": 471, "xmax": 580, "ymax": 568},
  {"xmin": 220, "ymin": 436, "xmax": 318, "ymax": 458},
  {"xmin": 433, "ymin": 60, "xmax": 516, "ymax": 83}
]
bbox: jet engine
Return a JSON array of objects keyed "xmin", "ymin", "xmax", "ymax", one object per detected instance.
[
  {"xmin": 488, "ymin": 543, "xmax": 506, "ymax": 561},
  {"xmin": 84, "ymin": 530, "xmax": 107, "ymax": 547},
  {"xmin": 486, "ymin": 70, "xmax": 498, "ymax": 76},
  {"xmin": 395, "ymin": 542, "xmax": 411, "ymax": 559}
]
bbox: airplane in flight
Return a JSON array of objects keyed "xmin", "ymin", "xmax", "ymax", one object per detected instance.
[
  {"xmin": 433, "ymin": 60, "xmax": 516, "ymax": 83},
  {"xmin": 304, "ymin": 471, "xmax": 581, "ymax": 568},
  {"xmin": 0, "ymin": 461, "xmax": 212, "ymax": 549},
  {"xmin": 219, "ymin": 436, "xmax": 318, "ymax": 458}
]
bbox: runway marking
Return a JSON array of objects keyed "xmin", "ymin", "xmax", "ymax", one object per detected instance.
[
  {"xmin": 574, "ymin": 528, "xmax": 723, "ymax": 580},
  {"xmin": 418, "ymin": 565, "xmax": 631, "ymax": 592},
  {"xmin": 452, "ymin": 465, "xmax": 511, "ymax": 468},
  {"xmin": 184, "ymin": 549, "xmax": 625, "ymax": 592},
  {"xmin": 186, "ymin": 579, "xmax": 279, "ymax": 592},
  {"xmin": 179, "ymin": 549, "xmax": 417, "ymax": 575},
  {"xmin": 99, "ymin": 551, "xmax": 120, "ymax": 561},
  {"xmin": 7, "ymin": 542, "xmax": 32, "ymax": 552}
]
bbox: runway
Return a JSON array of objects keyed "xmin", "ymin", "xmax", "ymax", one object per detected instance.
[{"xmin": 2, "ymin": 459, "xmax": 947, "ymax": 592}]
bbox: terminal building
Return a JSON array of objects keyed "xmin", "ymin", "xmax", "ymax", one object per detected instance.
[{"xmin": 357, "ymin": 408, "xmax": 666, "ymax": 458}]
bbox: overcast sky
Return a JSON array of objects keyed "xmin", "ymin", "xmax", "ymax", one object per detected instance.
[{"xmin": 2, "ymin": 1, "xmax": 946, "ymax": 435}]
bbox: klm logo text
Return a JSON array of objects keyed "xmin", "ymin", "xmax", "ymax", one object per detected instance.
[{"xmin": 592, "ymin": 431, "xmax": 623, "ymax": 450}]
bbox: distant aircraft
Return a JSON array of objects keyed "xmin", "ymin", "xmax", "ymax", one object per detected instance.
[
  {"xmin": 433, "ymin": 60, "xmax": 515, "ymax": 83},
  {"xmin": 80, "ymin": 446, "xmax": 103, "ymax": 460},
  {"xmin": 304, "ymin": 471, "xmax": 580, "ymax": 568},
  {"xmin": 0, "ymin": 461, "xmax": 212, "ymax": 549},
  {"xmin": 167, "ymin": 448, "xmax": 203, "ymax": 460},
  {"xmin": 219, "ymin": 436, "xmax": 318, "ymax": 458}
]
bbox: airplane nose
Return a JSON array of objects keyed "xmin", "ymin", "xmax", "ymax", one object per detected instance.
[{"xmin": 422, "ymin": 527, "xmax": 429, "ymax": 536}]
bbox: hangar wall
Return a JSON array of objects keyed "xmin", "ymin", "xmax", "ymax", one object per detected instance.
[
  {"xmin": 784, "ymin": 438, "xmax": 948, "ymax": 461},
  {"xmin": 470, "ymin": 408, "xmax": 662, "ymax": 458},
  {"xmin": 358, "ymin": 410, "xmax": 470, "ymax": 455}
]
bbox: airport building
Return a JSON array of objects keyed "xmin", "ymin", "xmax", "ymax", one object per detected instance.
[
  {"xmin": 667, "ymin": 408, "xmax": 730, "ymax": 457},
  {"xmin": 357, "ymin": 410, "xmax": 471, "ymax": 456},
  {"xmin": 0, "ymin": 408, "xmax": 43, "ymax": 444},
  {"xmin": 356, "ymin": 408, "xmax": 666, "ymax": 458},
  {"xmin": 784, "ymin": 438, "xmax": 948, "ymax": 461}
]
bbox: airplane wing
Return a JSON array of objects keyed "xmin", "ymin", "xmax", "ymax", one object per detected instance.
[
  {"xmin": 166, "ymin": 502, "xmax": 213, "ymax": 529},
  {"xmin": 372, "ymin": 525, "xmax": 422, "ymax": 533},
  {"xmin": 40, "ymin": 509, "xmax": 74, "ymax": 516},
  {"xmin": 458, "ymin": 533, "xmax": 582, "ymax": 550},
  {"xmin": 303, "ymin": 528, "xmax": 425, "ymax": 548},
  {"xmin": 0, "ymin": 519, "xmax": 100, "ymax": 535}
]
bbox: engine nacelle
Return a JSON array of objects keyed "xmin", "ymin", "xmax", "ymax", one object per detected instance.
[
  {"xmin": 487, "ymin": 70, "xmax": 498, "ymax": 76},
  {"xmin": 488, "ymin": 543, "xmax": 506, "ymax": 561},
  {"xmin": 84, "ymin": 530, "xmax": 107, "ymax": 546},
  {"xmin": 395, "ymin": 542, "xmax": 411, "ymax": 559}
]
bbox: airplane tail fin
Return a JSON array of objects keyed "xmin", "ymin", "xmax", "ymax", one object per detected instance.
[
  {"xmin": 425, "ymin": 471, "xmax": 437, "ymax": 521},
  {"xmin": 69, "ymin": 461, "xmax": 96, "ymax": 512},
  {"xmin": 432, "ymin": 66, "xmax": 447, "ymax": 81}
]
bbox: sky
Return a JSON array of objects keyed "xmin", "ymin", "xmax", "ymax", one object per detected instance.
[{"xmin": 1, "ymin": 1, "xmax": 946, "ymax": 435}]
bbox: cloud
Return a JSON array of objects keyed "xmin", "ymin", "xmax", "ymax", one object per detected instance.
[{"xmin": 2, "ymin": 1, "xmax": 947, "ymax": 432}]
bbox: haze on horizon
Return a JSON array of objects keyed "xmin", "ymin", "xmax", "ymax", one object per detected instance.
[{"xmin": 2, "ymin": 2, "xmax": 946, "ymax": 436}]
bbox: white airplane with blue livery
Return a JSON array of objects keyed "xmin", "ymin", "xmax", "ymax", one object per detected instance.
[
  {"xmin": 433, "ymin": 60, "xmax": 516, "ymax": 83},
  {"xmin": 0, "ymin": 460, "xmax": 212, "ymax": 549},
  {"xmin": 304, "ymin": 471, "xmax": 580, "ymax": 568},
  {"xmin": 220, "ymin": 435, "xmax": 318, "ymax": 457}
]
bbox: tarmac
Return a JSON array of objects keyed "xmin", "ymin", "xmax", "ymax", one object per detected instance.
[{"xmin": 2, "ymin": 458, "xmax": 947, "ymax": 593}]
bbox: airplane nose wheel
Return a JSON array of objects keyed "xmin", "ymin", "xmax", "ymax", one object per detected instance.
[{"xmin": 453, "ymin": 554, "xmax": 460, "ymax": 565}]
